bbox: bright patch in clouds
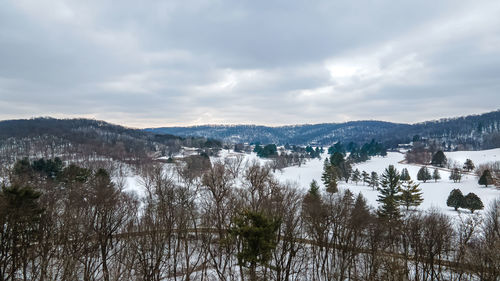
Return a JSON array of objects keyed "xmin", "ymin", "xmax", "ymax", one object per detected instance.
[{"xmin": 0, "ymin": 0, "xmax": 499, "ymax": 127}]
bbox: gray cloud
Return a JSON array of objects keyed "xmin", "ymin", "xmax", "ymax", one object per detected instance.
[{"xmin": 0, "ymin": 0, "xmax": 499, "ymax": 127}]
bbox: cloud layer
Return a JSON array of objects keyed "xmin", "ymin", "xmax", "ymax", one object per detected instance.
[{"xmin": 1, "ymin": 0, "xmax": 499, "ymax": 127}]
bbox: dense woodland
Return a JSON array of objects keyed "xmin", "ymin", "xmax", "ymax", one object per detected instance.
[
  {"xmin": 0, "ymin": 118, "xmax": 222, "ymax": 166},
  {"xmin": 0, "ymin": 155, "xmax": 499, "ymax": 281},
  {"xmin": 147, "ymin": 110, "xmax": 500, "ymax": 149}
]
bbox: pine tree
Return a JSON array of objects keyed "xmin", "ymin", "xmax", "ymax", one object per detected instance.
[
  {"xmin": 362, "ymin": 170, "xmax": 370, "ymax": 185},
  {"xmin": 449, "ymin": 168, "xmax": 462, "ymax": 183},
  {"xmin": 417, "ymin": 166, "xmax": 432, "ymax": 183},
  {"xmin": 330, "ymin": 152, "xmax": 345, "ymax": 166},
  {"xmin": 446, "ymin": 189, "xmax": 464, "ymax": 211},
  {"xmin": 330, "ymin": 152, "xmax": 352, "ymax": 183},
  {"xmin": 399, "ymin": 179, "xmax": 423, "ymax": 210},
  {"xmin": 0, "ymin": 185, "xmax": 43, "ymax": 276},
  {"xmin": 463, "ymin": 159, "xmax": 475, "ymax": 172},
  {"xmin": 370, "ymin": 171, "xmax": 379, "ymax": 190},
  {"xmin": 377, "ymin": 165, "xmax": 401, "ymax": 220},
  {"xmin": 463, "ymin": 193, "xmax": 484, "ymax": 213},
  {"xmin": 326, "ymin": 180, "xmax": 338, "ymax": 194},
  {"xmin": 231, "ymin": 210, "xmax": 281, "ymax": 281},
  {"xmin": 322, "ymin": 160, "xmax": 339, "ymax": 193},
  {"xmin": 308, "ymin": 180, "xmax": 320, "ymax": 197},
  {"xmin": 431, "ymin": 150, "xmax": 447, "ymax": 167},
  {"xmin": 352, "ymin": 169, "xmax": 361, "ymax": 185},
  {"xmin": 322, "ymin": 161, "xmax": 337, "ymax": 186},
  {"xmin": 478, "ymin": 169, "xmax": 495, "ymax": 187},
  {"xmin": 339, "ymin": 161, "xmax": 353, "ymax": 183},
  {"xmin": 400, "ymin": 168, "xmax": 411, "ymax": 182},
  {"xmin": 432, "ymin": 168, "xmax": 441, "ymax": 182}
]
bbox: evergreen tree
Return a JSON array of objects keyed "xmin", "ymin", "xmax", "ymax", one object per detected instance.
[
  {"xmin": 339, "ymin": 161, "xmax": 353, "ymax": 183},
  {"xmin": 322, "ymin": 160, "xmax": 339, "ymax": 193},
  {"xmin": 322, "ymin": 160, "xmax": 337, "ymax": 185},
  {"xmin": 417, "ymin": 166, "xmax": 432, "ymax": 183},
  {"xmin": 399, "ymin": 179, "xmax": 423, "ymax": 210},
  {"xmin": 377, "ymin": 165, "xmax": 401, "ymax": 220},
  {"xmin": 370, "ymin": 171, "xmax": 379, "ymax": 190},
  {"xmin": 352, "ymin": 193, "xmax": 370, "ymax": 226},
  {"xmin": 308, "ymin": 180, "xmax": 320, "ymax": 197},
  {"xmin": 478, "ymin": 169, "xmax": 495, "ymax": 187},
  {"xmin": 330, "ymin": 152, "xmax": 345, "ymax": 166},
  {"xmin": 329, "ymin": 152, "xmax": 352, "ymax": 183},
  {"xmin": 0, "ymin": 185, "xmax": 43, "ymax": 276},
  {"xmin": 325, "ymin": 179, "xmax": 338, "ymax": 194},
  {"xmin": 400, "ymin": 168, "xmax": 411, "ymax": 182},
  {"xmin": 253, "ymin": 144, "xmax": 262, "ymax": 154},
  {"xmin": 328, "ymin": 142, "xmax": 346, "ymax": 156},
  {"xmin": 352, "ymin": 169, "xmax": 361, "ymax": 185},
  {"xmin": 362, "ymin": 170, "xmax": 370, "ymax": 185},
  {"xmin": 449, "ymin": 168, "xmax": 462, "ymax": 183},
  {"xmin": 463, "ymin": 159, "xmax": 475, "ymax": 172},
  {"xmin": 231, "ymin": 210, "xmax": 281, "ymax": 281},
  {"xmin": 463, "ymin": 193, "xmax": 484, "ymax": 213},
  {"xmin": 446, "ymin": 189, "xmax": 464, "ymax": 211},
  {"xmin": 431, "ymin": 150, "xmax": 447, "ymax": 167},
  {"xmin": 432, "ymin": 168, "xmax": 441, "ymax": 182}
]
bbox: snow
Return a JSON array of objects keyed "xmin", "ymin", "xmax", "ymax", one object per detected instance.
[
  {"xmin": 123, "ymin": 175, "xmax": 143, "ymax": 196},
  {"xmin": 276, "ymin": 150, "xmax": 500, "ymax": 216},
  {"xmin": 445, "ymin": 148, "xmax": 500, "ymax": 167},
  {"xmin": 122, "ymin": 147, "xmax": 500, "ymax": 217},
  {"xmin": 275, "ymin": 153, "xmax": 326, "ymax": 189}
]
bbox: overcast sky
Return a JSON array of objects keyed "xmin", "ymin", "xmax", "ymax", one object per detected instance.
[{"xmin": 1, "ymin": 0, "xmax": 499, "ymax": 128}]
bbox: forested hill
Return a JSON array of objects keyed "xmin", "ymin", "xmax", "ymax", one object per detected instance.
[
  {"xmin": 147, "ymin": 110, "xmax": 500, "ymax": 149},
  {"xmin": 0, "ymin": 117, "xmax": 221, "ymax": 164},
  {"xmin": 148, "ymin": 121, "xmax": 408, "ymax": 146}
]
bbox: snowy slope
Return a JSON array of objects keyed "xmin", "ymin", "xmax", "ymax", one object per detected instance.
[
  {"xmin": 276, "ymin": 150, "xmax": 500, "ymax": 216},
  {"xmin": 122, "ymin": 148, "xmax": 500, "ymax": 216},
  {"xmin": 445, "ymin": 148, "xmax": 500, "ymax": 167}
]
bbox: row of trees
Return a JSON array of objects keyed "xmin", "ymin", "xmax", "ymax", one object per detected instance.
[
  {"xmin": 416, "ymin": 165, "xmax": 497, "ymax": 187},
  {"xmin": 328, "ymin": 140, "xmax": 387, "ymax": 163},
  {"xmin": 1, "ymin": 157, "xmax": 499, "ymax": 280}
]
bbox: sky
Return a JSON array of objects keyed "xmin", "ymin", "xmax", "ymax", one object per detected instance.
[{"xmin": 1, "ymin": 0, "xmax": 499, "ymax": 128}]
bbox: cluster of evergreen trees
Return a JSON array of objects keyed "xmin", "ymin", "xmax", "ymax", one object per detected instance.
[
  {"xmin": 376, "ymin": 165, "xmax": 423, "ymax": 218},
  {"xmin": 253, "ymin": 144, "xmax": 278, "ymax": 158},
  {"xmin": 328, "ymin": 140, "xmax": 387, "ymax": 163},
  {"xmin": 321, "ymin": 140, "xmax": 388, "ymax": 193},
  {"xmin": 304, "ymin": 145, "xmax": 322, "ymax": 158},
  {"xmin": 321, "ymin": 152, "xmax": 352, "ymax": 193},
  {"xmin": 255, "ymin": 144, "xmax": 323, "ymax": 159},
  {"xmin": 416, "ymin": 166, "xmax": 442, "ymax": 182},
  {"xmin": 446, "ymin": 189, "xmax": 484, "ymax": 213},
  {"xmin": 350, "ymin": 169, "xmax": 380, "ymax": 189}
]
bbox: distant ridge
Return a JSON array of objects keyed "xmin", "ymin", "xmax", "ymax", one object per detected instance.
[
  {"xmin": 0, "ymin": 117, "xmax": 222, "ymax": 164},
  {"xmin": 146, "ymin": 110, "xmax": 500, "ymax": 149}
]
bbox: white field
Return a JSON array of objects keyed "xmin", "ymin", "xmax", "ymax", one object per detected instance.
[
  {"xmin": 276, "ymin": 148, "xmax": 500, "ymax": 216},
  {"xmin": 123, "ymin": 148, "xmax": 500, "ymax": 216}
]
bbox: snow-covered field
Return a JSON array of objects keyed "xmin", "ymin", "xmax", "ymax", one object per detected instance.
[
  {"xmin": 123, "ymin": 147, "xmax": 500, "ymax": 216},
  {"xmin": 277, "ymin": 149, "xmax": 500, "ymax": 216}
]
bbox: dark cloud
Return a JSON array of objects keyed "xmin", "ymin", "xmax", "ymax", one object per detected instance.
[{"xmin": 0, "ymin": 0, "xmax": 499, "ymax": 127}]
